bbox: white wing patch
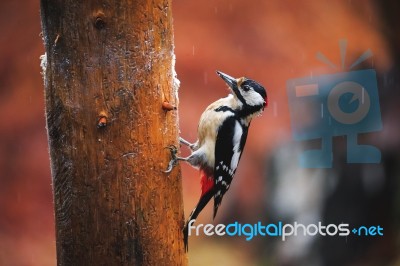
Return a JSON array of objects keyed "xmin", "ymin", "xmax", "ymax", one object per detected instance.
[{"xmin": 231, "ymin": 121, "xmax": 243, "ymax": 171}]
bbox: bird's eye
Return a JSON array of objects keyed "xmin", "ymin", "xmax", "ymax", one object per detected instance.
[{"xmin": 243, "ymin": 85, "xmax": 251, "ymax": 91}]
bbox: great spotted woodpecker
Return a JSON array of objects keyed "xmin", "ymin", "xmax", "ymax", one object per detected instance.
[{"xmin": 165, "ymin": 71, "xmax": 267, "ymax": 250}]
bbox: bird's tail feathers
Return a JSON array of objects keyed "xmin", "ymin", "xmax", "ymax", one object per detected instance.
[{"xmin": 183, "ymin": 187, "xmax": 215, "ymax": 252}]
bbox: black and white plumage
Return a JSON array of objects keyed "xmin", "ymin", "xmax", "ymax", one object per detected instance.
[
  {"xmin": 213, "ymin": 114, "xmax": 248, "ymax": 217},
  {"xmin": 165, "ymin": 71, "xmax": 267, "ymax": 251}
]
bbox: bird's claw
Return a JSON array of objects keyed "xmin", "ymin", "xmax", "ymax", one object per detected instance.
[{"xmin": 163, "ymin": 145, "xmax": 178, "ymax": 173}]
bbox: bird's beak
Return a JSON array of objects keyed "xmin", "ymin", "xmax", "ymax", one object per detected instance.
[{"xmin": 216, "ymin": 71, "xmax": 237, "ymax": 91}]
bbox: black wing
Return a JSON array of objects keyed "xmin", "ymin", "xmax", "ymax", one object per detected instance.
[{"xmin": 213, "ymin": 116, "xmax": 248, "ymax": 218}]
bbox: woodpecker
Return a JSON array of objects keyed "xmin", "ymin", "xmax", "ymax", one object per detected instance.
[{"xmin": 165, "ymin": 71, "xmax": 267, "ymax": 251}]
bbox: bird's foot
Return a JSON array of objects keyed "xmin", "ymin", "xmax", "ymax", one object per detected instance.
[
  {"xmin": 163, "ymin": 145, "xmax": 179, "ymax": 173},
  {"xmin": 179, "ymin": 137, "xmax": 197, "ymax": 151}
]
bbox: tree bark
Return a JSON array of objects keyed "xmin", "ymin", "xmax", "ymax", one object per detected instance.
[{"xmin": 40, "ymin": 0, "xmax": 186, "ymax": 265}]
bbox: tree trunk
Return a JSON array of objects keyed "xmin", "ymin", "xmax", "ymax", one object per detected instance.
[{"xmin": 40, "ymin": 0, "xmax": 186, "ymax": 265}]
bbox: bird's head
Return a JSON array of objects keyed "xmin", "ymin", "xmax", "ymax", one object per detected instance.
[{"xmin": 216, "ymin": 71, "xmax": 267, "ymax": 110}]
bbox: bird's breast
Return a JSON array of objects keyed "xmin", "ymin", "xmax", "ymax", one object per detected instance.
[{"xmin": 196, "ymin": 102, "xmax": 236, "ymax": 169}]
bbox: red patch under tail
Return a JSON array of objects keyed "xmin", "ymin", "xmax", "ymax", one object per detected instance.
[{"xmin": 200, "ymin": 170, "xmax": 214, "ymax": 197}]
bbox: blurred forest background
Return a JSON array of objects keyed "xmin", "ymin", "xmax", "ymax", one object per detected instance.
[{"xmin": 1, "ymin": 0, "xmax": 399, "ymax": 265}]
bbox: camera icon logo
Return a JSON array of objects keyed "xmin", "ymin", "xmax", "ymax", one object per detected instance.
[
  {"xmin": 328, "ymin": 80, "xmax": 370, "ymax": 125},
  {"xmin": 287, "ymin": 42, "xmax": 382, "ymax": 168}
]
